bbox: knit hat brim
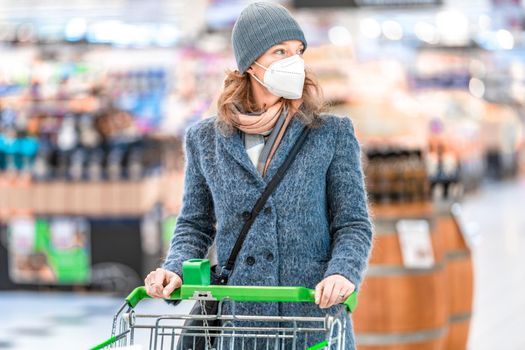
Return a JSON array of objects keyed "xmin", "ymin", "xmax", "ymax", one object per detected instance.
[{"xmin": 231, "ymin": 2, "xmax": 308, "ymax": 74}]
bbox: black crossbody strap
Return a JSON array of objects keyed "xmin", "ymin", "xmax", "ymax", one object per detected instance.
[{"xmin": 217, "ymin": 127, "xmax": 310, "ymax": 284}]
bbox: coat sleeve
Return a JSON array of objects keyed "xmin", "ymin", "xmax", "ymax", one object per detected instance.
[
  {"xmin": 162, "ymin": 124, "xmax": 216, "ymax": 279},
  {"xmin": 324, "ymin": 116, "xmax": 373, "ymax": 289}
]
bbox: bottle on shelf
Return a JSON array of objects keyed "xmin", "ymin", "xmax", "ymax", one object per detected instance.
[
  {"xmin": 87, "ymin": 148, "xmax": 104, "ymax": 182},
  {"xmin": 365, "ymin": 147, "xmax": 431, "ymax": 205},
  {"xmin": 69, "ymin": 148, "xmax": 86, "ymax": 182},
  {"xmin": 127, "ymin": 146, "xmax": 144, "ymax": 181},
  {"xmin": 107, "ymin": 146, "xmax": 124, "ymax": 181}
]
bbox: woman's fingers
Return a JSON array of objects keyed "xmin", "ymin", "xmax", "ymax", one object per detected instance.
[
  {"xmin": 144, "ymin": 268, "xmax": 177, "ymax": 299},
  {"xmin": 341, "ymin": 283, "xmax": 356, "ymax": 300},
  {"xmin": 319, "ymin": 280, "xmax": 335, "ymax": 309},
  {"xmin": 314, "ymin": 281, "xmax": 323, "ymax": 305},
  {"xmin": 315, "ymin": 275, "xmax": 357, "ymax": 309},
  {"xmin": 144, "ymin": 272, "xmax": 159, "ymax": 298},
  {"xmin": 144, "ymin": 268, "xmax": 183, "ymax": 299},
  {"xmin": 147, "ymin": 269, "xmax": 164, "ymax": 298},
  {"xmin": 327, "ymin": 282, "xmax": 345, "ymax": 308},
  {"xmin": 316, "ymin": 279, "xmax": 338, "ymax": 309},
  {"xmin": 163, "ymin": 272, "xmax": 182, "ymax": 298}
]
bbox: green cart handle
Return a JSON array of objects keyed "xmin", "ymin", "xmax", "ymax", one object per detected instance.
[{"xmin": 126, "ymin": 259, "xmax": 358, "ymax": 313}]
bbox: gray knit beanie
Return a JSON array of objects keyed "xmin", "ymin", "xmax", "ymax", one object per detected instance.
[{"xmin": 231, "ymin": 2, "xmax": 307, "ymax": 74}]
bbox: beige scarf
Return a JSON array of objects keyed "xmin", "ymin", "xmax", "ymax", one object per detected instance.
[{"xmin": 233, "ymin": 98, "xmax": 303, "ymax": 176}]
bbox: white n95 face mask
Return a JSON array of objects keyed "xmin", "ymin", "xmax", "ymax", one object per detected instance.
[{"xmin": 250, "ymin": 54, "xmax": 306, "ymax": 100}]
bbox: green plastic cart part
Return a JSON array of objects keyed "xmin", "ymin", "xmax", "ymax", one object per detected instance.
[
  {"xmin": 126, "ymin": 259, "xmax": 358, "ymax": 312},
  {"xmin": 90, "ymin": 331, "xmax": 131, "ymax": 350},
  {"xmin": 307, "ymin": 340, "xmax": 328, "ymax": 350},
  {"xmin": 183, "ymin": 259, "xmax": 211, "ymax": 285},
  {"xmin": 90, "ymin": 335, "xmax": 118, "ymax": 350}
]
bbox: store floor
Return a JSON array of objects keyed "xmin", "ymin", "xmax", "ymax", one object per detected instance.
[
  {"xmin": 463, "ymin": 177, "xmax": 525, "ymax": 350},
  {"xmin": 1, "ymin": 177, "xmax": 524, "ymax": 350},
  {"xmin": 0, "ymin": 292, "xmax": 195, "ymax": 349}
]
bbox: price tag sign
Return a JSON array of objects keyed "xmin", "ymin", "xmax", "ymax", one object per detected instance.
[
  {"xmin": 8, "ymin": 218, "xmax": 35, "ymax": 254},
  {"xmin": 51, "ymin": 218, "xmax": 76, "ymax": 250},
  {"xmin": 396, "ymin": 220, "xmax": 434, "ymax": 268}
]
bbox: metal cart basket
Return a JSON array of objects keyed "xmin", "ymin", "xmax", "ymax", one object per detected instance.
[{"xmin": 91, "ymin": 259, "xmax": 358, "ymax": 350}]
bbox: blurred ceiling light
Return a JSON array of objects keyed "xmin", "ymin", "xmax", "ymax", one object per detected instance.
[
  {"xmin": 329, "ymin": 26, "xmax": 352, "ymax": 46},
  {"xmin": 131, "ymin": 25, "xmax": 154, "ymax": 47},
  {"xmin": 65, "ymin": 18, "xmax": 87, "ymax": 41},
  {"xmin": 415, "ymin": 21, "xmax": 438, "ymax": 44},
  {"xmin": 469, "ymin": 59, "xmax": 486, "ymax": 78},
  {"xmin": 436, "ymin": 10, "xmax": 469, "ymax": 45},
  {"xmin": 478, "ymin": 14, "xmax": 491, "ymax": 31},
  {"xmin": 155, "ymin": 25, "xmax": 180, "ymax": 47},
  {"xmin": 496, "ymin": 29, "xmax": 514, "ymax": 50},
  {"xmin": 469, "ymin": 78, "xmax": 485, "ymax": 98},
  {"xmin": 360, "ymin": 18, "xmax": 381, "ymax": 39},
  {"xmin": 112, "ymin": 24, "xmax": 153, "ymax": 47},
  {"xmin": 38, "ymin": 23, "xmax": 65, "ymax": 43},
  {"xmin": 510, "ymin": 61, "xmax": 525, "ymax": 80},
  {"xmin": 382, "ymin": 20, "xmax": 403, "ymax": 41},
  {"xmin": 87, "ymin": 20, "xmax": 122, "ymax": 44}
]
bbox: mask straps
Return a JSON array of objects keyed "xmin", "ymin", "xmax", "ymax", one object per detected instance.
[
  {"xmin": 253, "ymin": 61, "xmax": 268, "ymax": 71},
  {"xmin": 249, "ymin": 62, "xmax": 269, "ymax": 89},
  {"xmin": 249, "ymin": 73, "xmax": 266, "ymax": 88}
]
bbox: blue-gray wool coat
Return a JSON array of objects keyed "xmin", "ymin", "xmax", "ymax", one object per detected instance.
[{"xmin": 163, "ymin": 112, "xmax": 373, "ymax": 349}]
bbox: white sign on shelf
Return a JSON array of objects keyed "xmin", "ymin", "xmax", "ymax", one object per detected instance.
[
  {"xmin": 396, "ymin": 219, "xmax": 434, "ymax": 269},
  {"xmin": 9, "ymin": 218, "xmax": 36, "ymax": 254}
]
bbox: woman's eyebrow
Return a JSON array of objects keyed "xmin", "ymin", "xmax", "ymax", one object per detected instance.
[{"xmin": 271, "ymin": 44, "xmax": 304, "ymax": 50}]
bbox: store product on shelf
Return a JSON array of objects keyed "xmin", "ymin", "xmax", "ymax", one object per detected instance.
[
  {"xmin": 6, "ymin": 216, "xmax": 91, "ymax": 285},
  {"xmin": 427, "ymin": 143, "xmax": 464, "ymax": 202},
  {"xmin": 481, "ymin": 103, "xmax": 523, "ymax": 180},
  {"xmin": 364, "ymin": 148, "xmax": 430, "ymax": 204},
  {"xmin": 0, "ymin": 100, "xmax": 184, "ymax": 217},
  {"xmin": 0, "ymin": 129, "xmax": 39, "ymax": 174}
]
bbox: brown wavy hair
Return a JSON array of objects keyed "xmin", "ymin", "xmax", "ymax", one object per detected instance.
[{"xmin": 216, "ymin": 67, "xmax": 328, "ymax": 136}]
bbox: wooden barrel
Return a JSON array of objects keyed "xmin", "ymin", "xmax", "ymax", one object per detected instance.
[
  {"xmin": 436, "ymin": 202, "xmax": 473, "ymax": 350},
  {"xmin": 354, "ymin": 202, "xmax": 448, "ymax": 350}
]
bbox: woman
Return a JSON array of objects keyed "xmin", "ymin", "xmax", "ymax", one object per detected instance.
[{"xmin": 145, "ymin": 2, "xmax": 373, "ymax": 349}]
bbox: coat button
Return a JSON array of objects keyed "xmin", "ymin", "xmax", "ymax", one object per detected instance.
[
  {"xmin": 241, "ymin": 211, "xmax": 251, "ymax": 220},
  {"xmin": 264, "ymin": 207, "xmax": 272, "ymax": 214},
  {"xmin": 245, "ymin": 256, "xmax": 256, "ymax": 266},
  {"xmin": 266, "ymin": 253, "xmax": 274, "ymax": 261}
]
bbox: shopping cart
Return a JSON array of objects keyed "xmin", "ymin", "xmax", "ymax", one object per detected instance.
[{"xmin": 91, "ymin": 259, "xmax": 358, "ymax": 350}]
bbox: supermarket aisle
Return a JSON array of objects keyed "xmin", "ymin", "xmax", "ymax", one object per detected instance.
[
  {"xmin": 463, "ymin": 177, "xmax": 525, "ymax": 350},
  {"xmin": 1, "ymin": 177, "xmax": 525, "ymax": 349}
]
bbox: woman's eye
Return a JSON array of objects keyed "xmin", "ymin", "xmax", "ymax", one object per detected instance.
[
  {"xmin": 275, "ymin": 49, "xmax": 285, "ymax": 55},
  {"xmin": 298, "ymin": 48, "xmax": 305, "ymax": 55}
]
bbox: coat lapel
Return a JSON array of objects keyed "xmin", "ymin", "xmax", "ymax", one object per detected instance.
[
  {"xmin": 215, "ymin": 114, "xmax": 306, "ymax": 186},
  {"xmin": 216, "ymin": 124, "xmax": 266, "ymax": 186},
  {"xmin": 261, "ymin": 115, "xmax": 305, "ymax": 182}
]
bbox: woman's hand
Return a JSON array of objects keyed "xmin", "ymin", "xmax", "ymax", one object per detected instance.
[
  {"xmin": 144, "ymin": 268, "xmax": 182, "ymax": 299},
  {"xmin": 315, "ymin": 274, "xmax": 355, "ymax": 309}
]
